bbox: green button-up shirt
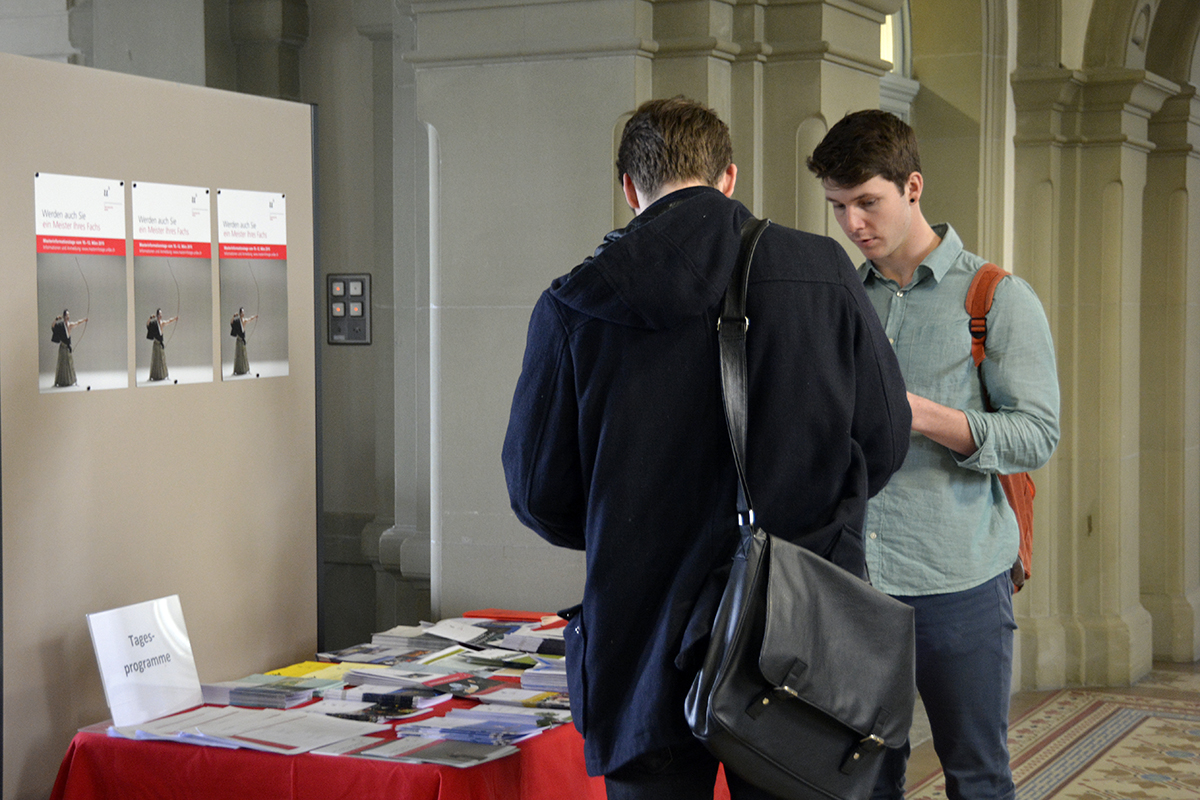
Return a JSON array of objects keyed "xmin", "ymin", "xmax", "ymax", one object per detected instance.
[{"xmin": 859, "ymin": 224, "xmax": 1060, "ymax": 595}]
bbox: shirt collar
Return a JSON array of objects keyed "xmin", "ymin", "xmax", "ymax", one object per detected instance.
[{"xmin": 859, "ymin": 223, "xmax": 963, "ymax": 287}]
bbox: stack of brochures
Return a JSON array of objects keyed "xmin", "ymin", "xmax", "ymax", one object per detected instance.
[
  {"xmin": 458, "ymin": 648, "xmax": 538, "ymax": 670},
  {"xmin": 474, "ymin": 687, "xmax": 571, "ymax": 709},
  {"xmin": 493, "ymin": 623, "xmax": 567, "ymax": 656},
  {"xmin": 342, "ymin": 664, "xmax": 511, "ymax": 700},
  {"xmin": 316, "ymin": 642, "xmax": 442, "ymax": 666},
  {"xmin": 202, "ymin": 675, "xmax": 343, "ymax": 708},
  {"xmin": 370, "ymin": 624, "xmax": 455, "ymax": 651},
  {"xmin": 313, "ymin": 734, "xmax": 520, "ymax": 768},
  {"xmin": 322, "ymin": 685, "xmax": 452, "ymax": 709},
  {"xmin": 519, "ymin": 657, "xmax": 569, "ymax": 693},
  {"xmin": 392, "ymin": 706, "xmax": 567, "ymax": 745}
]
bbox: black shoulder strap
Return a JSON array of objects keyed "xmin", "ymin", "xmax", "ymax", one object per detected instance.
[{"xmin": 718, "ymin": 216, "xmax": 771, "ymax": 523}]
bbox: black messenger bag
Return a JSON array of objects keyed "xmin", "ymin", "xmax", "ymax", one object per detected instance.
[{"xmin": 683, "ymin": 218, "xmax": 916, "ymax": 800}]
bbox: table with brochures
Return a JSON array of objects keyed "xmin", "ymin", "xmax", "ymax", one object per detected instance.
[
  {"xmin": 49, "ymin": 608, "xmax": 734, "ymax": 800},
  {"xmin": 49, "ymin": 715, "xmax": 604, "ymax": 800}
]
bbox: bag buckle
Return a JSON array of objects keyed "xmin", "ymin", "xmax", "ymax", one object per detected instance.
[
  {"xmin": 839, "ymin": 733, "xmax": 886, "ymax": 775},
  {"xmin": 747, "ymin": 685, "xmax": 797, "ymax": 718},
  {"xmin": 717, "ymin": 316, "xmax": 749, "ymax": 333}
]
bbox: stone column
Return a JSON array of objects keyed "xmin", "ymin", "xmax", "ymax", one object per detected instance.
[
  {"xmin": 1010, "ymin": 65, "xmax": 1080, "ymax": 689},
  {"xmin": 1141, "ymin": 85, "xmax": 1200, "ymax": 662},
  {"xmin": 229, "ymin": 0, "xmax": 309, "ymax": 99},
  {"xmin": 1, "ymin": 0, "xmax": 75, "ymax": 62},
  {"xmin": 756, "ymin": 0, "xmax": 902, "ymax": 236},
  {"xmin": 1012, "ymin": 64, "xmax": 1174, "ymax": 687},
  {"xmin": 1068, "ymin": 69, "xmax": 1174, "ymax": 685},
  {"xmin": 349, "ymin": 0, "xmax": 432, "ymax": 629}
]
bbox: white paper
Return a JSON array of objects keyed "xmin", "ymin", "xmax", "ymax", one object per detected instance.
[
  {"xmin": 200, "ymin": 709, "xmax": 389, "ymax": 755},
  {"xmin": 108, "ymin": 706, "xmax": 243, "ymax": 749},
  {"xmin": 86, "ymin": 595, "xmax": 203, "ymax": 727},
  {"xmin": 298, "ymin": 699, "xmax": 375, "ymax": 715},
  {"xmin": 423, "ymin": 620, "xmax": 497, "ymax": 645}
]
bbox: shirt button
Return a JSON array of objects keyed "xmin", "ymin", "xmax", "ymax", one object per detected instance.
[
  {"xmin": 896, "ymin": 290, "xmax": 905, "ymax": 297},
  {"xmin": 869, "ymin": 532, "xmax": 878, "ymax": 540}
]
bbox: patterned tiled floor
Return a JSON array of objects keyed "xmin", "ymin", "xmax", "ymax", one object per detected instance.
[{"xmin": 905, "ymin": 663, "xmax": 1200, "ymax": 799}]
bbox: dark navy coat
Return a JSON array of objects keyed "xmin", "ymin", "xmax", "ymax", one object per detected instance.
[{"xmin": 502, "ymin": 186, "xmax": 910, "ymax": 775}]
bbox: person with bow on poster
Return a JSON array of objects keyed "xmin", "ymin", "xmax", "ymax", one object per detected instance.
[
  {"xmin": 146, "ymin": 307, "xmax": 178, "ymax": 382},
  {"xmin": 230, "ymin": 307, "xmax": 258, "ymax": 376},
  {"xmin": 50, "ymin": 308, "xmax": 87, "ymax": 387}
]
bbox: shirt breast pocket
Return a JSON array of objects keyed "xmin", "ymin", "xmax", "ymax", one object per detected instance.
[{"xmin": 896, "ymin": 315, "xmax": 974, "ymax": 400}]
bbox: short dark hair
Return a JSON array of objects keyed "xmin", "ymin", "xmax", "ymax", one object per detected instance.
[
  {"xmin": 616, "ymin": 96, "xmax": 732, "ymax": 199},
  {"xmin": 806, "ymin": 109, "xmax": 921, "ymax": 193}
]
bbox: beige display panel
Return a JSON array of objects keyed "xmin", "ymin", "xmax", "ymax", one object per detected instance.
[{"xmin": 0, "ymin": 54, "xmax": 317, "ymax": 800}]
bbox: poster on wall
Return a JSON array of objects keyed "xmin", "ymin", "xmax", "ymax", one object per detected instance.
[
  {"xmin": 133, "ymin": 182, "xmax": 214, "ymax": 387},
  {"xmin": 217, "ymin": 188, "xmax": 288, "ymax": 380},
  {"xmin": 35, "ymin": 172, "xmax": 128, "ymax": 392}
]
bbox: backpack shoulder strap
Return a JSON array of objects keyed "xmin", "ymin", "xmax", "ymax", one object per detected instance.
[{"xmin": 966, "ymin": 262, "xmax": 1009, "ymax": 367}]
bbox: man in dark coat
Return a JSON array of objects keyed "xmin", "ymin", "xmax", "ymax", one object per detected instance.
[{"xmin": 502, "ymin": 96, "xmax": 911, "ymax": 799}]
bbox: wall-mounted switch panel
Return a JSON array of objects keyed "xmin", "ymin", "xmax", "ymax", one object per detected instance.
[{"xmin": 327, "ymin": 273, "xmax": 371, "ymax": 344}]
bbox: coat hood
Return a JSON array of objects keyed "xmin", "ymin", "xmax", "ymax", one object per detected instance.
[{"xmin": 549, "ymin": 187, "xmax": 749, "ymax": 330}]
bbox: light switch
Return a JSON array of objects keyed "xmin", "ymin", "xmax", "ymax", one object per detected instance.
[{"xmin": 327, "ymin": 274, "xmax": 371, "ymax": 344}]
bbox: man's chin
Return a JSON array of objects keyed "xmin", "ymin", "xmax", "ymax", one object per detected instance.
[{"xmin": 853, "ymin": 239, "xmax": 881, "ymax": 257}]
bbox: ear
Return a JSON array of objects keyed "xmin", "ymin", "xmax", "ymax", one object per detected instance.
[
  {"xmin": 622, "ymin": 174, "xmax": 642, "ymax": 214},
  {"xmin": 717, "ymin": 164, "xmax": 738, "ymax": 198},
  {"xmin": 905, "ymin": 171, "xmax": 924, "ymax": 204}
]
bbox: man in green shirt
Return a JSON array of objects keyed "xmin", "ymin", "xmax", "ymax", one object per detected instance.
[{"xmin": 808, "ymin": 110, "xmax": 1060, "ymax": 800}]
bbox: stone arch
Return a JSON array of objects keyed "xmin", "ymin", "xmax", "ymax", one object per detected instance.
[
  {"xmin": 1145, "ymin": 0, "xmax": 1200, "ymax": 84},
  {"xmin": 1082, "ymin": 0, "xmax": 1158, "ymax": 70}
]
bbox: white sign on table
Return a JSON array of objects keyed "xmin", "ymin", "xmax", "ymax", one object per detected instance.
[{"xmin": 86, "ymin": 595, "xmax": 203, "ymax": 727}]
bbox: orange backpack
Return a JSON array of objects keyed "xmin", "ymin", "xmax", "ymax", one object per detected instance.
[{"xmin": 967, "ymin": 263, "xmax": 1034, "ymax": 591}]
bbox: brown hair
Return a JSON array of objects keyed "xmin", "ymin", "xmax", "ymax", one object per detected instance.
[
  {"xmin": 616, "ymin": 96, "xmax": 732, "ymax": 198},
  {"xmin": 806, "ymin": 109, "xmax": 921, "ymax": 193}
]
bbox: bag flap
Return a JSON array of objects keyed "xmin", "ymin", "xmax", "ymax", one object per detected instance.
[{"xmin": 758, "ymin": 532, "xmax": 915, "ymax": 745}]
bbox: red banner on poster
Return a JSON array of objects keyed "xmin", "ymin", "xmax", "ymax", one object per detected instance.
[
  {"xmin": 37, "ymin": 235, "xmax": 126, "ymax": 256},
  {"xmin": 219, "ymin": 243, "xmax": 287, "ymax": 260},
  {"xmin": 134, "ymin": 240, "xmax": 211, "ymax": 258}
]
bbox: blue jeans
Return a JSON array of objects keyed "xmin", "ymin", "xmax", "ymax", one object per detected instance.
[
  {"xmin": 872, "ymin": 571, "xmax": 1017, "ymax": 800},
  {"xmin": 604, "ymin": 740, "xmax": 783, "ymax": 800}
]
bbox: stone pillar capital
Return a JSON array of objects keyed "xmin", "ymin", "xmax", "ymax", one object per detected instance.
[
  {"xmin": 1078, "ymin": 68, "xmax": 1178, "ymax": 116},
  {"xmin": 1149, "ymin": 84, "xmax": 1200, "ymax": 156},
  {"xmin": 353, "ymin": 0, "xmax": 398, "ymax": 41},
  {"xmin": 1011, "ymin": 67, "xmax": 1084, "ymax": 146},
  {"xmin": 1013, "ymin": 67, "xmax": 1179, "ymax": 151},
  {"xmin": 847, "ymin": 0, "xmax": 905, "ymax": 16},
  {"xmin": 1075, "ymin": 69, "xmax": 1178, "ymax": 153}
]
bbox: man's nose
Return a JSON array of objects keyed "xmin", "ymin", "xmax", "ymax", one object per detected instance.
[{"xmin": 843, "ymin": 206, "xmax": 865, "ymax": 230}]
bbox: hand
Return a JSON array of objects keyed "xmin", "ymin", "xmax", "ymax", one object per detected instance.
[{"xmin": 908, "ymin": 392, "xmax": 977, "ymax": 456}]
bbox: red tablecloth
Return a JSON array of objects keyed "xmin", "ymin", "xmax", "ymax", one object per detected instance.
[
  {"xmin": 50, "ymin": 722, "xmax": 736, "ymax": 799},
  {"xmin": 49, "ymin": 722, "xmax": 608, "ymax": 800}
]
